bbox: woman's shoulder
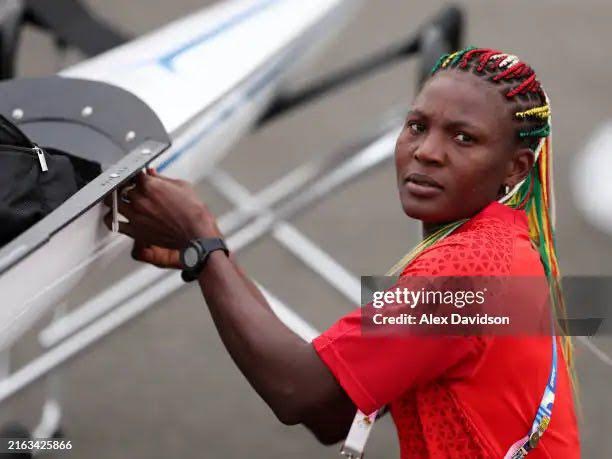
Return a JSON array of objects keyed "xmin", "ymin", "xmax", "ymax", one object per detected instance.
[{"xmin": 401, "ymin": 202, "xmax": 537, "ymax": 277}]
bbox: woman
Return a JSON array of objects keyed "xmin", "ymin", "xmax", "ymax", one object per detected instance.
[{"xmin": 105, "ymin": 47, "xmax": 580, "ymax": 457}]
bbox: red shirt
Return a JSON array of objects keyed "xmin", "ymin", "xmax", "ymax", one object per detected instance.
[{"xmin": 312, "ymin": 201, "xmax": 580, "ymax": 458}]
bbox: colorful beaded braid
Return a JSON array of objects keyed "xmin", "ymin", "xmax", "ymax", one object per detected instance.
[{"xmin": 391, "ymin": 47, "xmax": 574, "ymax": 377}]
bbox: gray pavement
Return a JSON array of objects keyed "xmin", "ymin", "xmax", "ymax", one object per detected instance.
[{"xmin": 2, "ymin": 0, "xmax": 612, "ymax": 458}]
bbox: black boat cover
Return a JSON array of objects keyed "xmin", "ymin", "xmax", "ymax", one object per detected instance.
[{"xmin": 0, "ymin": 114, "xmax": 100, "ymax": 246}]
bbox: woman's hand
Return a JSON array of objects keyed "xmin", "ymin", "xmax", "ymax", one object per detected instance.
[
  {"xmin": 130, "ymin": 242, "xmax": 183, "ymax": 269},
  {"xmin": 104, "ymin": 168, "xmax": 222, "ymax": 268}
]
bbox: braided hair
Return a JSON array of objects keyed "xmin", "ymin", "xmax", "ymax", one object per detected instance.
[
  {"xmin": 389, "ymin": 46, "xmax": 574, "ymax": 379},
  {"xmin": 431, "ymin": 46, "xmax": 551, "ymax": 151}
]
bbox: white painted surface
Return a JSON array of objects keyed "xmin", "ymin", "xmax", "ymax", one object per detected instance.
[
  {"xmin": 64, "ymin": 0, "xmax": 349, "ymax": 136},
  {"xmin": 0, "ymin": 0, "xmax": 359, "ymax": 350}
]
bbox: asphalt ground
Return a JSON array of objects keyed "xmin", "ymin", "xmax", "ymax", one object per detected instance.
[{"xmin": 1, "ymin": 1, "xmax": 612, "ymax": 458}]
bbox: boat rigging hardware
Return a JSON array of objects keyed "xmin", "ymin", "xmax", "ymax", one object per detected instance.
[
  {"xmin": 0, "ymin": 139, "xmax": 170, "ymax": 275},
  {"xmin": 258, "ymin": 5, "xmax": 463, "ymax": 125}
]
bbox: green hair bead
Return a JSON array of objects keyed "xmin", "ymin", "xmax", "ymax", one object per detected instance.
[
  {"xmin": 431, "ymin": 53, "xmax": 451, "ymax": 74},
  {"xmin": 519, "ymin": 124, "xmax": 550, "ymax": 139}
]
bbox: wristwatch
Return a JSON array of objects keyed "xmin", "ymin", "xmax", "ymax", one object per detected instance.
[{"xmin": 180, "ymin": 237, "xmax": 229, "ymax": 282}]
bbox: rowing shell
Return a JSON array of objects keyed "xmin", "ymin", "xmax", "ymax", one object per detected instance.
[{"xmin": 0, "ymin": 0, "xmax": 362, "ymax": 351}]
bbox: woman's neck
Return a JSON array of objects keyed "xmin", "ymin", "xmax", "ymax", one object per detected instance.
[{"xmin": 422, "ymin": 221, "xmax": 445, "ymax": 239}]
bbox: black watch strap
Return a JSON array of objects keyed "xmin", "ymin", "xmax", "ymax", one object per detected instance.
[{"xmin": 181, "ymin": 237, "xmax": 229, "ymax": 283}]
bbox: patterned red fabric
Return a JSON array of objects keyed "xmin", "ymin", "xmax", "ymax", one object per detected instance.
[
  {"xmin": 402, "ymin": 216, "xmax": 514, "ymax": 277},
  {"xmin": 312, "ymin": 201, "xmax": 580, "ymax": 458}
]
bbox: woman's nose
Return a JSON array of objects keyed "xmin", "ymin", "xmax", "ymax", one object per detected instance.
[{"xmin": 414, "ymin": 134, "xmax": 446, "ymax": 165}]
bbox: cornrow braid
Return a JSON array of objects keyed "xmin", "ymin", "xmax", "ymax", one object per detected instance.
[
  {"xmin": 516, "ymin": 105, "xmax": 551, "ymax": 120},
  {"xmin": 391, "ymin": 47, "xmax": 576, "ymax": 388},
  {"xmin": 431, "ymin": 46, "xmax": 550, "ymax": 150},
  {"xmin": 430, "ymin": 46, "xmax": 476, "ymax": 75},
  {"xmin": 519, "ymin": 124, "xmax": 551, "ymax": 139}
]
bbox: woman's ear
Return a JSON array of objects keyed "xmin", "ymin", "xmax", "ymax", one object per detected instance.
[{"xmin": 506, "ymin": 147, "xmax": 535, "ymax": 188}]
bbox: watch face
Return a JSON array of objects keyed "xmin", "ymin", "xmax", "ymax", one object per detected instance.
[{"xmin": 183, "ymin": 246, "xmax": 200, "ymax": 269}]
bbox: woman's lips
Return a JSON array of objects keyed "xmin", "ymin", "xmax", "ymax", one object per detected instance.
[{"xmin": 403, "ymin": 173, "xmax": 444, "ymax": 198}]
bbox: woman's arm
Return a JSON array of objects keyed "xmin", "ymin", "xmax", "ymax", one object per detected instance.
[
  {"xmin": 198, "ymin": 250, "xmax": 356, "ymax": 444},
  {"xmin": 228, "ymin": 253, "xmax": 270, "ymax": 309},
  {"xmin": 105, "ymin": 171, "xmax": 356, "ymax": 443}
]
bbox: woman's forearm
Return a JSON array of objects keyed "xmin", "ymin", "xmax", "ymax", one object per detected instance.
[
  {"xmin": 196, "ymin": 251, "xmax": 354, "ymax": 432},
  {"xmin": 228, "ymin": 253, "xmax": 271, "ymax": 310}
]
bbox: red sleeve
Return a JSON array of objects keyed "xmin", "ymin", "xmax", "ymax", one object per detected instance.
[
  {"xmin": 312, "ymin": 311, "xmax": 485, "ymax": 415},
  {"xmin": 313, "ymin": 234, "xmax": 512, "ymax": 414},
  {"xmin": 312, "ymin": 239, "xmax": 493, "ymax": 415}
]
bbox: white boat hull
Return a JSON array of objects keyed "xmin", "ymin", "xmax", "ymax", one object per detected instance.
[{"xmin": 0, "ymin": 0, "xmax": 360, "ymax": 350}]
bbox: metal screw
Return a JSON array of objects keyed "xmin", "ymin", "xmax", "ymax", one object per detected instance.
[
  {"xmin": 81, "ymin": 106, "xmax": 93, "ymax": 117},
  {"xmin": 12, "ymin": 108, "xmax": 23, "ymax": 120},
  {"xmin": 125, "ymin": 131, "xmax": 136, "ymax": 142}
]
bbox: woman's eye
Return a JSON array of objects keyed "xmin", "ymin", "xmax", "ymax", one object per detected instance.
[
  {"xmin": 407, "ymin": 122, "xmax": 424, "ymax": 134},
  {"xmin": 454, "ymin": 132, "xmax": 474, "ymax": 144}
]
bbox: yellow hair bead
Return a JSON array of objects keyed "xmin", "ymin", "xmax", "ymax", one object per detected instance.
[
  {"xmin": 515, "ymin": 105, "xmax": 550, "ymax": 120},
  {"xmin": 442, "ymin": 51, "xmax": 460, "ymax": 68}
]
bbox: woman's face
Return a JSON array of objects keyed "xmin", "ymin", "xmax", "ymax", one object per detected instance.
[{"xmin": 395, "ymin": 69, "xmax": 525, "ymax": 224}]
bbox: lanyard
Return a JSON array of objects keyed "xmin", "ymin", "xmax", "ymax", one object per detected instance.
[
  {"xmin": 340, "ymin": 410, "xmax": 377, "ymax": 458},
  {"xmin": 341, "ymin": 333, "xmax": 558, "ymax": 459},
  {"xmin": 504, "ymin": 332, "xmax": 558, "ymax": 459}
]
